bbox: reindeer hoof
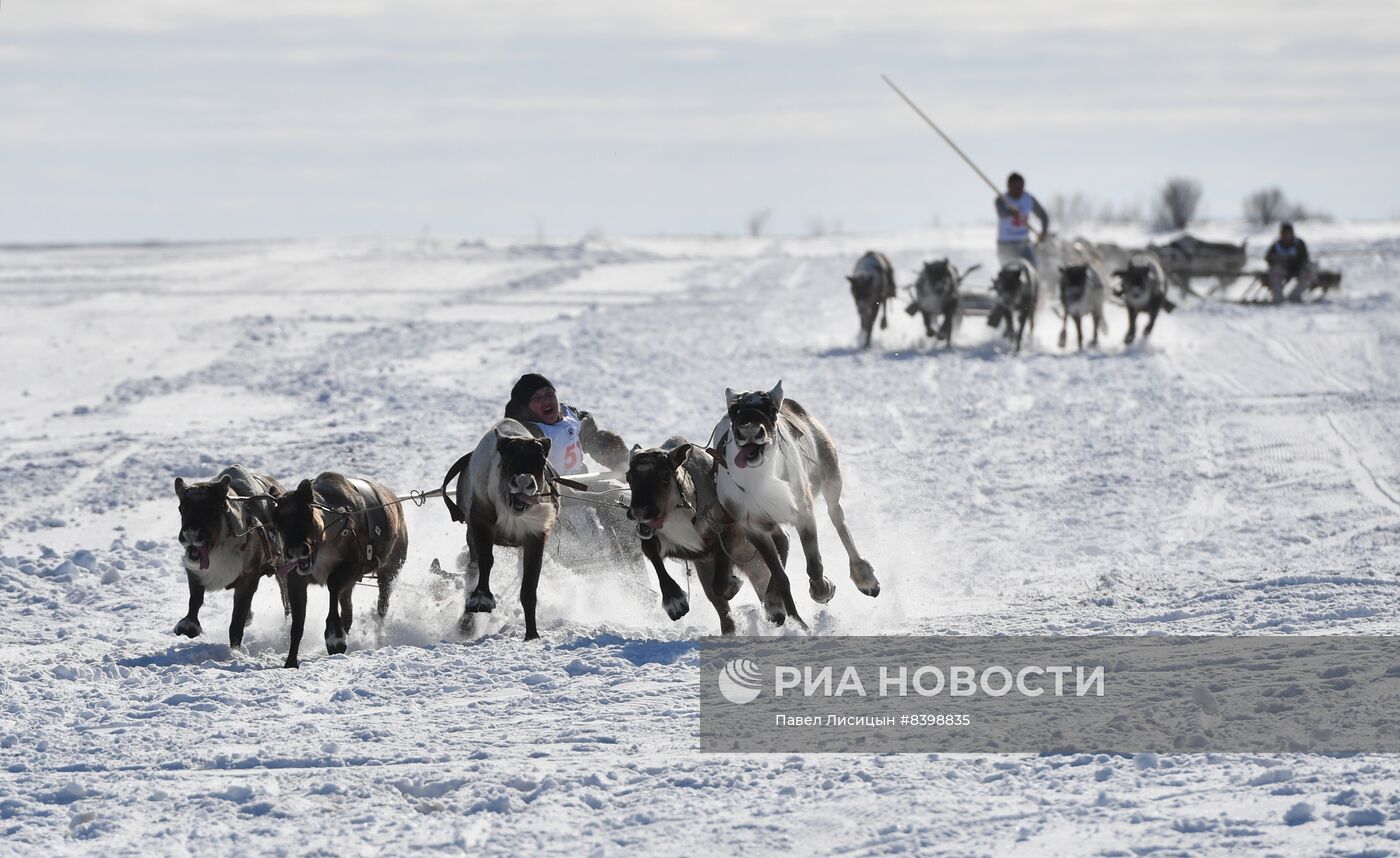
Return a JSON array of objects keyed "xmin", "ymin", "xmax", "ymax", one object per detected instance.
[
  {"xmin": 809, "ymin": 576, "xmax": 836, "ymax": 604},
  {"xmin": 719, "ymin": 616, "xmax": 736, "ymax": 636},
  {"xmin": 457, "ymin": 612, "xmax": 476, "ymax": 636},
  {"xmin": 1057, "ymin": 331, "xmax": 1067, "ymax": 349},
  {"xmin": 851, "ymin": 560, "xmax": 881, "ymax": 598},
  {"xmin": 174, "ymin": 617, "xmax": 202, "ymax": 638},
  {"xmin": 767, "ymin": 608, "xmax": 787, "ymax": 627},
  {"xmin": 524, "ymin": 630, "xmax": 540, "ymax": 642},
  {"xmin": 722, "ymin": 575, "xmax": 743, "ymax": 601},
  {"xmin": 465, "ymin": 589, "xmax": 496, "ymax": 613},
  {"xmin": 1124, "ymin": 333, "xmax": 1135, "ymax": 345},
  {"xmin": 663, "ymin": 593, "xmax": 690, "ymax": 621},
  {"xmin": 325, "ymin": 633, "xmax": 347, "ymax": 656},
  {"xmin": 283, "ymin": 658, "xmax": 299, "ymax": 669}
]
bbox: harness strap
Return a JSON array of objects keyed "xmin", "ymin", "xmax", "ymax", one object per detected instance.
[{"xmin": 348, "ymin": 478, "xmax": 390, "ymax": 566}]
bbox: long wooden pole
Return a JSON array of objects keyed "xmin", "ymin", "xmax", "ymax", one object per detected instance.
[{"xmin": 882, "ymin": 74, "xmax": 1042, "ymax": 240}]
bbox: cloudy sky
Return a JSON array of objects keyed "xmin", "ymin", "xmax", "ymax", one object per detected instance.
[{"xmin": 3, "ymin": 1, "xmax": 1398, "ymax": 241}]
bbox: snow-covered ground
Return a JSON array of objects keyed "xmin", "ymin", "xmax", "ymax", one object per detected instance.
[{"xmin": 2, "ymin": 222, "xmax": 1399, "ymax": 855}]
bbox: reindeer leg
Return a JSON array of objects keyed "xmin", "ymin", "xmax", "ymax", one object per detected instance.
[
  {"xmin": 722, "ymin": 524, "xmax": 761, "ymax": 603},
  {"xmin": 228, "ymin": 575, "xmax": 259, "ymax": 650},
  {"xmin": 463, "ymin": 522, "xmax": 497, "ymax": 615},
  {"xmin": 339, "ymin": 579, "xmax": 354, "ymax": 636},
  {"xmin": 276, "ymin": 572, "xmax": 291, "ymax": 618},
  {"xmin": 324, "ymin": 567, "xmax": 350, "ymax": 656},
  {"xmin": 284, "ymin": 573, "xmax": 308, "ymax": 668},
  {"xmin": 695, "ymin": 556, "xmax": 734, "ymax": 636},
  {"xmin": 796, "ymin": 511, "xmax": 835, "ymax": 604},
  {"xmin": 1144, "ymin": 299, "xmax": 1161, "ymax": 337},
  {"xmin": 520, "ymin": 534, "xmax": 545, "ymax": 641},
  {"xmin": 175, "ymin": 573, "xmax": 205, "ymax": 638},
  {"xmin": 1125, "ymin": 309, "xmax": 1137, "ymax": 345},
  {"xmin": 641, "ymin": 536, "xmax": 689, "ymax": 621},
  {"xmin": 820, "ymin": 474, "xmax": 879, "ymax": 597},
  {"xmin": 1074, "ymin": 315, "xmax": 1084, "ymax": 351},
  {"xmin": 746, "ymin": 527, "xmax": 803, "ymax": 629}
]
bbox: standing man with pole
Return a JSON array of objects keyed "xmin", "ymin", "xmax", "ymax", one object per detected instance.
[
  {"xmin": 996, "ymin": 172, "xmax": 1050, "ymax": 268},
  {"xmin": 880, "ymin": 75, "xmax": 1052, "ymax": 266}
]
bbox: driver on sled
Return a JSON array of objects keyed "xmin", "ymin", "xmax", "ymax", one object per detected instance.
[
  {"xmin": 503, "ymin": 373, "xmax": 629, "ymax": 475},
  {"xmin": 499, "ymin": 373, "xmax": 637, "ymax": 570}
]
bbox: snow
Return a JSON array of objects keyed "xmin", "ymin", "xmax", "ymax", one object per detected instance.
[{"xmin": 2, "ymin": 223, "xmax": 1400, "ymax": 853}]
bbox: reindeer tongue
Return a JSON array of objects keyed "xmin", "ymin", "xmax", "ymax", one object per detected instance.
[
  {"xmin": 275, "ymin": 559, "xmax": 299, "ymax": 578},
  {"xmin": 198, "ymin": 546, "xmax": 209, "ymax": 571},
  {"xmin": 736, "ymin": 444, "xmax": 761, "ymax": 469}
]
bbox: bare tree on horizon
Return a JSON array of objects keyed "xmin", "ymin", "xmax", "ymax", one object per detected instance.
[
  {"xmin": 1243, "ymin": 187, "xmax": 1289, "ymax": 226},
  {"xmin": 1152, "ymin": 177, "xmax": 1203, "ymax": 231}
]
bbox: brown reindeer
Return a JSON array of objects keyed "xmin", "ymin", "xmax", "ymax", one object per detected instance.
[{"xmin": 270, "ymin": 473, "xmax": 407, "ymax": 668}]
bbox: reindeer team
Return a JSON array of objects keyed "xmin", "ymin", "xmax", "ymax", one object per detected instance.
[
  {"xmin": 849, "ymin": 238, "xmax": 1175, "ymax": 352},
  {"xmin": 172, "ymin": 382, "xmax": 880, "ymax": 665}
]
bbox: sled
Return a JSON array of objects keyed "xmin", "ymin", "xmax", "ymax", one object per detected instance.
[
  {"xmin": 1233, "ymin": 269, "xmax": 1343, "ymax": 305},
  {"xmin": 548, "ymin": 471, "xmax": 642, "ymax": 571},
  {"xmin": 959, "ymin": 291, "xmax": 999, "ymax": 317}
]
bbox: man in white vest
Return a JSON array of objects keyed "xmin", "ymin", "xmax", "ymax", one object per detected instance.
[
  {"xmin": 995, "ymin": 172, "xmax": 1050, "ymax": 268},
  {"xmin": 504, "ymin": 373, "xmax": 630, "ymax": 476},
  {"xmin": 496, "ymin": 373, "xmax": 638, "ymax": 571}
]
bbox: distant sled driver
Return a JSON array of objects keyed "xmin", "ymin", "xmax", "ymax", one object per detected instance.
[
  {"xmin": 1265, "ymin": 222, "xmax": 1317, "ymax": 304},
  {"xmin": 995, "ymin": 172, "xmax": 1050, "ymax": 268}
]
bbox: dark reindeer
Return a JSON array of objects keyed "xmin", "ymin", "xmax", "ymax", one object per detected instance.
[
  {"xmin": 907, "ymin": 259, "xmax": 980, "ymax": 346},
  {"xmin": 847, "ymin": 251, "xmax": 897, "ymax": 349},
  {"xmin": 173, "ymin": 466, "xmax": 289, "ymax": 648},
  {"xmin": 1056, "ymin": 264, "xmax": 1107, "ymax": 350},
  {"xmin": 1113, "ymin": 253, "xmax": 1176, "ymax": 346},
  {"xmin": 991, "ymin": 259, "xmax": 1040, "ymax": 353},
  {"xmin": 625, "ymin": 439, "xmax": 776, "ymax": 635},
  {"xmin": 270, "ymin": 473, "xmax": 407, "ymax": 668},
  {"xmin": 448, "ymin": 419, "xmax": 561, "ymax": 641}
]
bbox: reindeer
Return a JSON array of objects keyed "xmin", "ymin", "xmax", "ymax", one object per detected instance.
[
  {"xmin": 711, "ymin": 382, "xmax": 880, "ymax": 628},
  {"xmin": 269, "ymin": 473, "xmax": 407, "ymax": 668},
  {"xmin": 1113, "ymin": 252, "xmax": 1176, "ymax": 345},
  {"xmin": 1056, "ymin": 263, "xmax": 1107, "ymax": 350},
  {"xmin": 447, "ymin": 419, "xmax": 561, "ymax": 641},
  {"xmin": 907, "ymin": 259, "xmax": 980, "ymax": 346},
  {"xmin": 173, "ymin": 466, "xmax": 289, "ymax": 648},
  {"xmin": 625, "ymin": 439, "xmax": 776, "ymax": 635},
  {"xmin": 990, "ymin": 259, "xmax": 1040, "ymax": 353},
  {"xmin": 847, "ymin": 251, "xmax": 897, "ymax": 349}
]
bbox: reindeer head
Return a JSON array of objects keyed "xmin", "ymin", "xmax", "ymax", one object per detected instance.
[
  {"xmin": 918, "ymin": 259, "xmax": 955, "ymax": 297},
  {"xmin": 1059, "ymin": 264, "xmax": 1089, "ymax": 305},
  {"xmin": 847, "ymin": 272, "xmax": 876, "ymax": 304},
  {"xmin": 271, "ymin": 480, "xmax": 326, "ymax": 575},
  {"xmin": 496, "ymin": 431, "xmax": 552, "ymax": 513},
  {"xmin": 724, "ymin": 381, "xmax": 783, "ymax": 469},
  {"xmin": 1114, "ymin": 263, "xmax": 1155, "ymax": 304},
  {"xmin": 175, "ymin": 473, "xmax": 232, "ymax": 570},
  {"xmin": 994, "ymin": 264, "xmax": 1028, "ymax": 303},
  {"xmin": 625, "ymin": 443, "xmax": 693, "ymax": 538}
]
